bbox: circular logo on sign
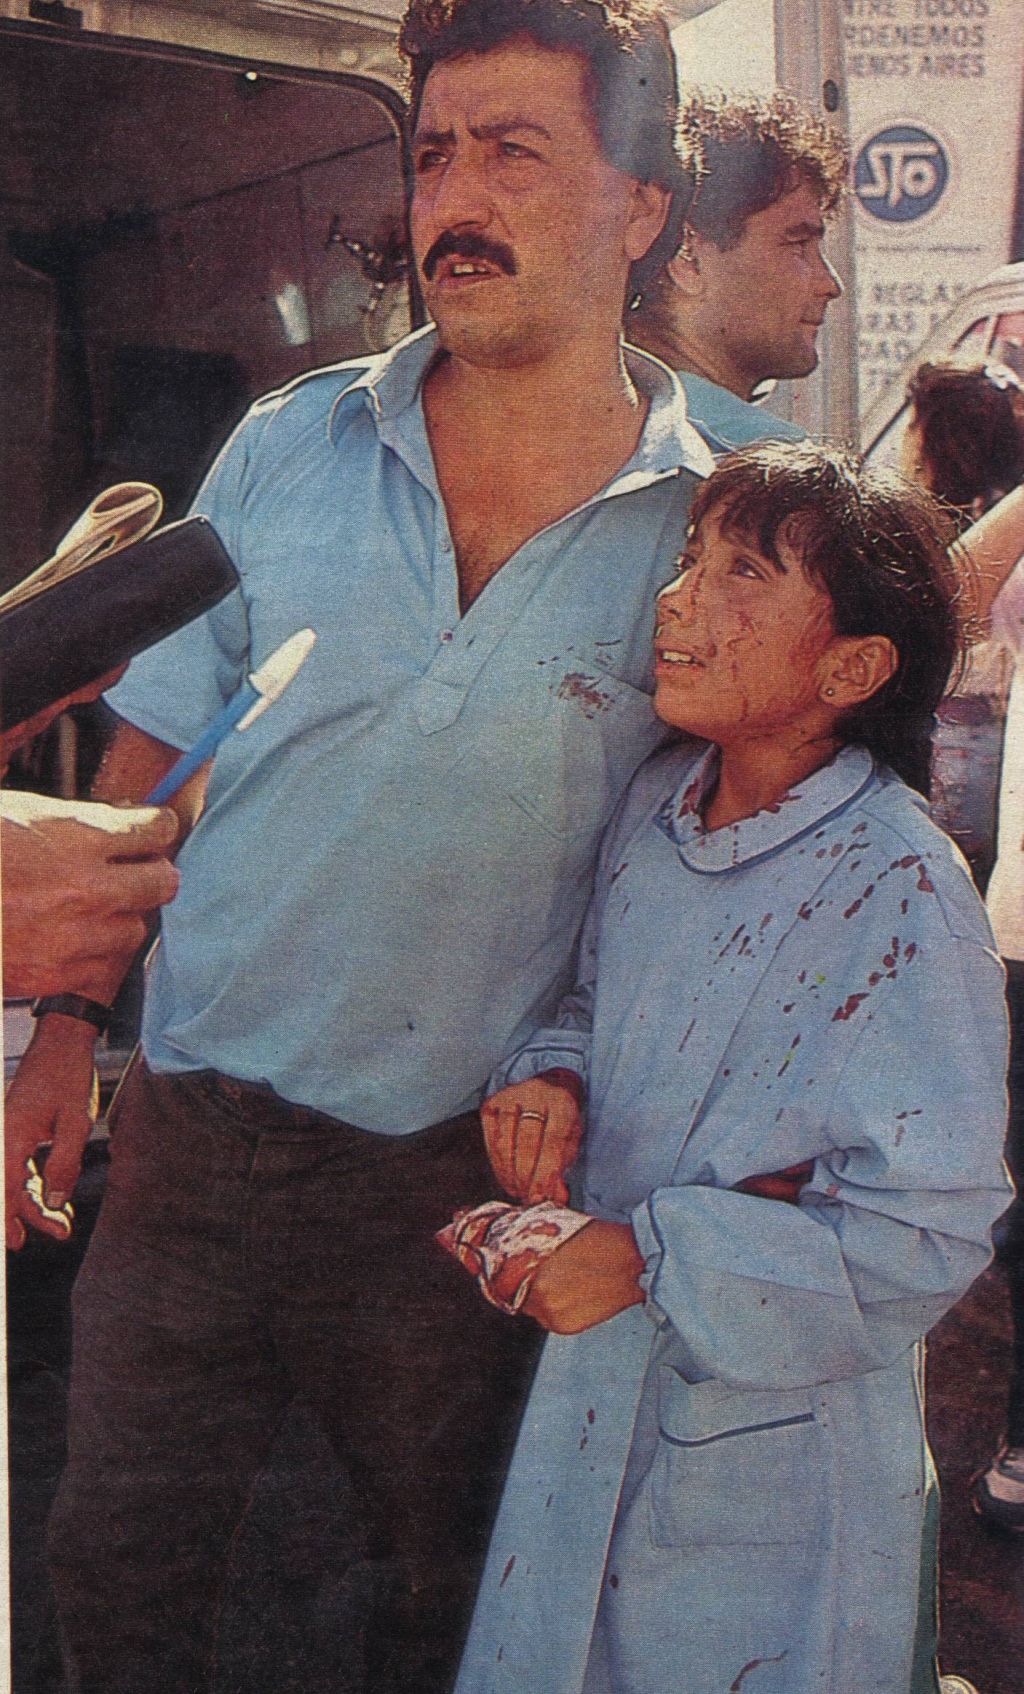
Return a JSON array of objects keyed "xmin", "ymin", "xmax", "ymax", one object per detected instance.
[{"xmin": 853, "ymin": 124, "xmax": 950, "ymax": 224}]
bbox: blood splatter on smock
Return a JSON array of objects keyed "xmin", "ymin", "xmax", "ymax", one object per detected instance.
[{"xmin": 455, "ymin": 740, "xmax": 1011, "ymax": 1694}]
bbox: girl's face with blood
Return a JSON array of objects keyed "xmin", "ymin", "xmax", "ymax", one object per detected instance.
[{"xmin": 653, "ymin": 502, "xmax": 843, "ymax": 749}]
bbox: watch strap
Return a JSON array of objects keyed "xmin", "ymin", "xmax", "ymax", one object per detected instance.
[{"xmin": 31, "ymin": 993, "xmax": 112, "ymax": 1034}]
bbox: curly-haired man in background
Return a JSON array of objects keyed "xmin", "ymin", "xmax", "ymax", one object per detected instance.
[{"xmin": 631, "ymin": 87, "xmax": 847, "ymax": 452}]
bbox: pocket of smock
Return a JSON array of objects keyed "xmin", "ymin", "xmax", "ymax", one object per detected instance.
[{"xmin": 648, "ymin": 1371, "xmax": 824, "ymax": 1548}]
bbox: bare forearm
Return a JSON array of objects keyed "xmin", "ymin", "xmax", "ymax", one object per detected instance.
[{"xmin": 954, "ymin": 483, "xmax": 1024, "ymax": 623}]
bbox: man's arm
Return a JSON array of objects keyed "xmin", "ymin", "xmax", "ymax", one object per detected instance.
[
  {"xmin": 4, "ymin": 719, "xmax": 207, "ymax": 1250},
  {"xmin": 90, "ymin": 717, "xmax": 203, "ymax": 819}
]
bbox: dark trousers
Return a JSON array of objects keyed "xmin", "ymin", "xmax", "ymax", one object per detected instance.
[
  {"xmin": 1003, "ymin": 960, "xmax": 1024, "ymax": 1444},
  {"xmin": 48, "ymin": 1059, "xmax": 540, "ymax": 1694}
]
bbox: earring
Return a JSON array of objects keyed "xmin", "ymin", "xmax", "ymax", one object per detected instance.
[{"xmin": 824, "ymin": 686, "xmax": 835, "ymax": 697}]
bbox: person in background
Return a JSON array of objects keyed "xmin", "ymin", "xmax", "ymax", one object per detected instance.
[
  {"xmin": 629, "ymin": 87, "xmax": 846, "ymax": 452},
  {"xmin": 446, "ymin": 442, "xmax": 1011, "ymax": 1694},
  {"xmin": 903, "ymin": 361, "xmax": 1024, "ymax": 525},
  {"xmin": 626, "ymin": 90, "xmax": 1024, "ymax": 629},
  {"xmin": 902, "ymin": 361, "xmax": 1024, "ymax": 883},
  {"xmin": 903, "ymin": 359, "xmax": 1024, "ymax": 1534}
]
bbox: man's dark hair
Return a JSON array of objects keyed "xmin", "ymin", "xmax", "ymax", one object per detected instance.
[
  {"xmin": 673, "ymin": 87, "xmax": 848, "ymax": 251},
  {"xmin": 907, "ymin": 360, "xmax": 1024, "ymax": 518},
  {"xmin": 399, "ymin": 0, "xmax": 683, "ymax": 287},
  {"xmin": 686, "ymin": 441, "xmax": 966, "ymax": 796}
]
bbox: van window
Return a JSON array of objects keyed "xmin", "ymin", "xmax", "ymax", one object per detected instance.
[{"xmin": 1, "ymin": 30, "xmax": 412, "ymax": 593}]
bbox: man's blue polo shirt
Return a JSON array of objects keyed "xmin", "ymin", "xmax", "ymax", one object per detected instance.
[
  {"xmin": 106, "ymin": 327, "xmax": 712, "ymax": 1132},
  {"xmin": 677, "ymin": 371, "xmax": 806, "ymax": 456}
]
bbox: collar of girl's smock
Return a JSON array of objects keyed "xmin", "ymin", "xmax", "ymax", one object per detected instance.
[{"xmin": 655, "ymin": 742, "xmax": 877, "ymax": 872}]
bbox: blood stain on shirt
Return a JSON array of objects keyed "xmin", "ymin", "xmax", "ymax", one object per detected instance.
[{"xmin": 832, "ymin": 992, "xmax": 869, "ymax": 1022}]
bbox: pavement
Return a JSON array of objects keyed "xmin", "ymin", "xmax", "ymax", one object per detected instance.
[
  {"xmin": 927, "ymin": 1261, "xmax": 1024, "ymax": 1694},
  {"xmin": 6, "ymin": 1157, "xmax": 1024, "ymax": 1693}
]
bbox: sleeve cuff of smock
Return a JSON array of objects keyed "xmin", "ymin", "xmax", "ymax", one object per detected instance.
[{"xmin": 630, "ymin": 1198, "xmax": 670, "ymax": 1327}]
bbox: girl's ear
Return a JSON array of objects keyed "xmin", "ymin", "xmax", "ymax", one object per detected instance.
[{"xmin": 821, "ymin": 635, "xmax": 898, "ymax": 708}]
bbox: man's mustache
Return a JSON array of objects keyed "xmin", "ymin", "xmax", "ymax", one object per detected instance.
[{"xmin": 421, "ymin": 229, "xmax": 518, "ymax": 281}]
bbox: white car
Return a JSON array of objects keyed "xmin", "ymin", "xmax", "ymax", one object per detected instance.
[{"xmin": 861, "ymin": 261, "xmax": 1024, "ymax": 464}]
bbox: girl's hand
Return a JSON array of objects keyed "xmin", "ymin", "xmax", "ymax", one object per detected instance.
[{"xmin": 523, "ymin": 1219, "xmax": 644, "ymax": 1334}]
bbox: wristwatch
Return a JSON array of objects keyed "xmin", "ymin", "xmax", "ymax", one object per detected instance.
[{"xmin": 31, "ymin": 994, "xmax": 112, "ymax": 1035}]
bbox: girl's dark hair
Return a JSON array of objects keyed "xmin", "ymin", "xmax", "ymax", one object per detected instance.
[
  {"xmin": 399, "ymin": 0, "xmax": 684, "ymax": 289},
  {"xmin": 687, "ymin": 442, "xmax": 967, "ymax": 795},
  {"xmin": 906, "ymin": 360, "xmax": 1024, "ymax": 518}
]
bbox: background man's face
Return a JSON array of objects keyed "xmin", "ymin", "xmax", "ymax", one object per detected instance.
[
  {"xmin": 692, "ymin": 178, "xmax": 843, "ymax": 398},
  {"xmin": 410, "ymin": 39, "xmax": 659, "ymax": 367}
]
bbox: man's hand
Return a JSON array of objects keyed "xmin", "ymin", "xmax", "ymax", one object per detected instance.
[
  {"xmin": 523, "ymin": 1218, "xmax": 644, "ymax": 1334},
  {"xmin": 1, "ymin": 791, "xmax": 179, "ymax": 998},
  {"xmin": 4, "ymin": 1014, "xmax": 100, "ymax": 1249},
  {"xmin": 481, "ymin": 1074, "xmax": 583, "ymax": 1204}
]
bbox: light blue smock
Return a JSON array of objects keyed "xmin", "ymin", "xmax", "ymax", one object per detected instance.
[
  {"xmin": 105, "ymin": 327, "xmax": 712, "ymax": 1132},
  {"xmin": 674, "ymin": 370, "xmax": 807, "ymax": 456},
  {"xmin": 455, "ymin": 742, "xmax": 1011, "ymax": 1694}
]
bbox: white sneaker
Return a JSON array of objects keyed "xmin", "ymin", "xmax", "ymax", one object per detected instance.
[{"xmin": 969, "ymin": 1440, "xmax": 1024, "ymax": 1533}]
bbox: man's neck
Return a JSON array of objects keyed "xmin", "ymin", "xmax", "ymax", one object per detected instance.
[
  {"xmin": 630, "ymin": 318, "xmax": 755, "ymax": 402},
  {"xmin": 424, "ymin": 332, "xmax": 645, "ymax": 455}
]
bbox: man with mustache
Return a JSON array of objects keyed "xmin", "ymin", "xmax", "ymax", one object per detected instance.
[
  {"xmin": 631, "ymin": 87, "xmax": 846, "ymax": 452},
  {"xmin": 6, "ymin": 2, "xmax": 711, "ymax": 1690}
]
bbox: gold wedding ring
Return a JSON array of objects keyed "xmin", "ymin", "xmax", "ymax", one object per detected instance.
[{"xmin": 519, "ymin": 1110, "xmax": 545, "ymax": 1121}]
